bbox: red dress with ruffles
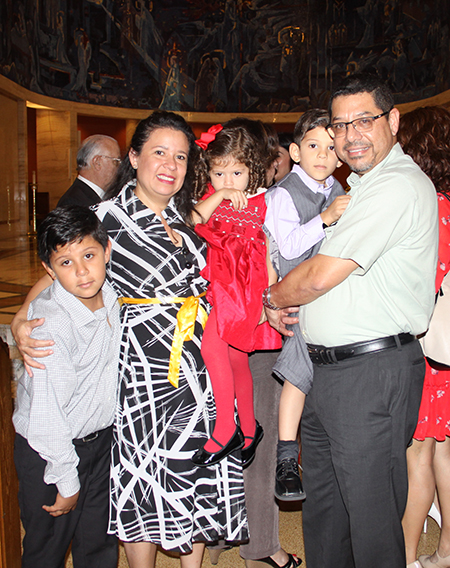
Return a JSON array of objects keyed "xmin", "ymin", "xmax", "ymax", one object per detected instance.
[
  {"xmin": 195, "ymin": 184, "xmax": 282, "ymax": 353},
  {"xmin": 414, "ymin": 193, "xmax": 450, "ymax": 441}
]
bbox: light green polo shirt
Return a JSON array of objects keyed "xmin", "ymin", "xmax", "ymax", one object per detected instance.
[{"xmin": 300, "ymin": 143, "xmax": 438, "ymax": 347}]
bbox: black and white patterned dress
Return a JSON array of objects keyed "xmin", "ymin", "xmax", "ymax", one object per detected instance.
[{"xmin": 96, "ymin": 183, "xmax": 248, "ymax": 552}]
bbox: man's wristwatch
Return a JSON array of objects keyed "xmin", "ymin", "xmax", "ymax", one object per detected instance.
[{"xmin": 262, "ymin": 286, "xmax": 282, "ymax": 311}]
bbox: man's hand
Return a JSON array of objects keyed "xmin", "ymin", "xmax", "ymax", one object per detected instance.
[
  {"xmin": 11, "ymin": 317, "xmax": 53, "ymax": 377},
  {"xmin": 265, "ymin": 306, "xmax": 299, "ymax": 336},
  {"xmin": 42, "ymin": 491, "xmax": 79, "ymax": 517}
]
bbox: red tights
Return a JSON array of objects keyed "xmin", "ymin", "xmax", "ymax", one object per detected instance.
[{"xmin": 201, "ymin": 307, "xmax": 256, "ymax": 452}]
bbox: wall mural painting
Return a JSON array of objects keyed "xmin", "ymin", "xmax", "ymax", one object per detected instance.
[{"xmin": 1, "ymin": 0, "xmax": 449, "ymax": 112}]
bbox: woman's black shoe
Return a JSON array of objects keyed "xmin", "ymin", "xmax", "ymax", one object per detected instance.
[
  {"xmin": 245, "ymin": 552, "xmax": 302, "ymax": 567},
  {"xmin": 192, "ymin": 427, "xmax": 244, "ymax": 467},
  {"xmin": 241, "ymin": 421, "xmax": 264, "ymax": 468}
]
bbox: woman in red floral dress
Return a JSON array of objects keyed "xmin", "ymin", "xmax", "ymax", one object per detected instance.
[{"xmin": 399, "ymin": 106, "xmax": 450, "ymax": 568}]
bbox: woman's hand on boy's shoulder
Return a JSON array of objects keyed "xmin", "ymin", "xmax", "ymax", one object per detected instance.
[{"xmin": 12, "ymin": 317, "xmax": 54, "ymax": 377}]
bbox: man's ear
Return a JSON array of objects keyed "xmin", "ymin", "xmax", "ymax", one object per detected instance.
[
  {"xmin": 91, "ymin": 155, "xmax": 103, "ymax": 171},
  {"xmin": 42, "ymin": 261, "xmax": 56, "ymax": 281},
  {"xmin": 389, "ymin": 107, "xmax": 400, "ymax": 137},
  {"xmin": 289, "ymin": 142, "xmax": 301, "ymax": 164}
]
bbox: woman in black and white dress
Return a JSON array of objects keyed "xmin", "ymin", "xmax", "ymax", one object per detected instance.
[{"xmin": 99, "ymin": 111, "xmax": 248, "ymax": 567}]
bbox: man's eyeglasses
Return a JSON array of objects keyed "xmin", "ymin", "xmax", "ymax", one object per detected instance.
[
  {"xmin": 326, "ymin": 108, "xmax": 393, "ymax": 139},
  {"xmin": 98, "ymin": 155, "xmax": 122, "ymax": 166}
]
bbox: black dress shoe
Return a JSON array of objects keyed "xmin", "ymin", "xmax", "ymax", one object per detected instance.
[
  {"xmin": 241, "ymin": 421, "xmax": 264, "ymax": 468},
  {"xmin": 275, "ymin": 458, "xmax": 306, "ymax": 501},
  {"xmin": 192, "ymin": 427, "xmax": 244, "ymax": 467}
]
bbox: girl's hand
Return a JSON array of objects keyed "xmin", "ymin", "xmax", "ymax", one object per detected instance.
[
  {"xmin": 221, "ymin": 189, "xmax": 248, "ymax": 211},
  {"xmin": 12, "ymin": 317, "xmax": 54, "ymax": 377}
]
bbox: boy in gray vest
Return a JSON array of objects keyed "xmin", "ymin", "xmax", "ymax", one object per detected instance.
[{"xmin": 264, "ymin": 109, "xmax": 351, "ymax": 500}]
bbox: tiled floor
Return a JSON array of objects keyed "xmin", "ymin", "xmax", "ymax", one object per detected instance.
[{"xmin": 0, "ymin": 234, "xmax": 45, "ymax": 325}]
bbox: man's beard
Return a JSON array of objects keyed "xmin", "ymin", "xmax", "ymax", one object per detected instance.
[{"xmin": 343, "ymin": 142, "xmax": 374, "ymax": 174}]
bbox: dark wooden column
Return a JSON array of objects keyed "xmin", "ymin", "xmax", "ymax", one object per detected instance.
[{"xmin": 0, "ymin": 338, "xmax": 21, "ymax": 568}]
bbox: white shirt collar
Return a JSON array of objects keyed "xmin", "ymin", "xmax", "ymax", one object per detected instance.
[
  {"xmin": 293, "ymin": 163, "xmax": 334, "ymax": 194},
  {"xmin": 78, "ymin": 175, "xmax": 105, "ymax": 200}
]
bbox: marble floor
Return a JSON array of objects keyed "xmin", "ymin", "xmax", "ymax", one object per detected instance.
[
  {"xmin": 0, "ymin": 233, "xmax": 45, "ymax": 325},
  {"xmin": 2, "ymin": 231, "xmax": 441, "ymax": 567}
]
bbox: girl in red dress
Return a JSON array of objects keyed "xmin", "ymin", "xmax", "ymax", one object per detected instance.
[
  {"xmin": 399, "ymin": 106, "xmax": 450, "ymax": 568},
  {"xmin": 190, "ymin": 124, "xmax": 281, "ymax": 467}
]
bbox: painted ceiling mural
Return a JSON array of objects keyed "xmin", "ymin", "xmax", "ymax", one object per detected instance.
[{"xmin": 1, "ymin": 0, "xmax": 449, "ymax": 112}]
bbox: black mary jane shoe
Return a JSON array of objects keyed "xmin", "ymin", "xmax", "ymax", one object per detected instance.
[
  {"xmin": 191, "ymin": 427, "xmax": 244, "ymax": 467},
  {"xmin": 241, "ymin": 421, "xmax": 264, "ymax": 468}
]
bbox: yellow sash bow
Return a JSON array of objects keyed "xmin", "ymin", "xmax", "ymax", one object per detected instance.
[{"xmin": 118, "ymin": 292, "xmax": 208, "ymax": 388}]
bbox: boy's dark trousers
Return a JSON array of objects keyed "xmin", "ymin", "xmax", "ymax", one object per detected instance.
[{"xmin": 14, "ymin": 426, "xmax": 118, "ymax": 568}]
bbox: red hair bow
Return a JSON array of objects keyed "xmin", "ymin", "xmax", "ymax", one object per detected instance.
[{"xmin": 195, "ymin": 124, "xmax": 223, "ymax": 150}]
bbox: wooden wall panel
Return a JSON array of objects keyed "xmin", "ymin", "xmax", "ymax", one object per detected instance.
[
  {"xmin": 36, "ymin": 110, "xmax": 72, "ymax": 212},
  {"xmin": 0, "ymin": 338, "xmax": 21, "ymax": 568},
  {"xmin": 78, "ymin": 116, "xmax": 127, "ymax": 155},
  {"xmin": 0, "ymin": 93, "xmax": 27, "ymax": 240},
  {"xmin": 126, "ymin": 119, "xmax": 140, "ymax": 149}
]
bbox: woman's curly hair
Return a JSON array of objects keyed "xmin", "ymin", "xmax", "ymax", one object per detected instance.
[
  {"xmin": 194, "ymin": 125, "xmax": 266, "ymax": 200},
  {"xmin": 397, "ymin": 106, "xmax": 450, "ymax": 194}
]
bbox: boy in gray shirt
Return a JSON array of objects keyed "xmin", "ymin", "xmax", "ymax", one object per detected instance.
[{"xmin": 13, "ymin": 205, "xmax": 119, "ymax": 568}]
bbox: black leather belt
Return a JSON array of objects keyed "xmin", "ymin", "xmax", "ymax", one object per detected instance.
[
  {"xmin": 307, "ymin": 333, "xmax": 415, "ymax": 366},
  {"xmin": 73, "ymin": 426, "xmax": 111, "ymax": 444}
]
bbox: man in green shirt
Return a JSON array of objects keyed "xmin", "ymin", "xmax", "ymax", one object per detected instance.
[{"xmin": 265, "ymin": 74, "xmax": 438, "ymax": 568}]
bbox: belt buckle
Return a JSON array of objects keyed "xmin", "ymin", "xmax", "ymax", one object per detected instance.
[
  {"xmin": 82, "ymin": 431, "xmax": 99, "ymax": 443},
  {"xmin": 307, "ymin": 345, "xmax": 336, "ymax": 365},
  {"xmin": 319, "ymin": 348, "xmax": 333, "ymax": 365}
]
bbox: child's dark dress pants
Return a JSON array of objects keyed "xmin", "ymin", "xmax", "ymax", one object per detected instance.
[{"xmin": 14, "ymin": 426, "xmax": 117, "ymax": 568}]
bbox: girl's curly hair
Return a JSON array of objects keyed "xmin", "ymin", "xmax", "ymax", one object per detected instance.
[
  {"xmin": 194, "ymin": 125, "xmax": 267, "ymax": 200},
  {"xmin": 397, "ymin": 106, "xmax": 450, "ymax": 194},
  {"xmin": 224, "ymin": 118, "xmax": 279, "ymax": 176}
]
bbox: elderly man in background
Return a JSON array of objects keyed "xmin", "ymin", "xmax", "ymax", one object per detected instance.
[
  {"xmin": 58, "ymin": 134, "xmax": 121, "ymax": 208},
  {"xmin": 264, "ymin": 73, "xmax": 438, "ymax": 568}
]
